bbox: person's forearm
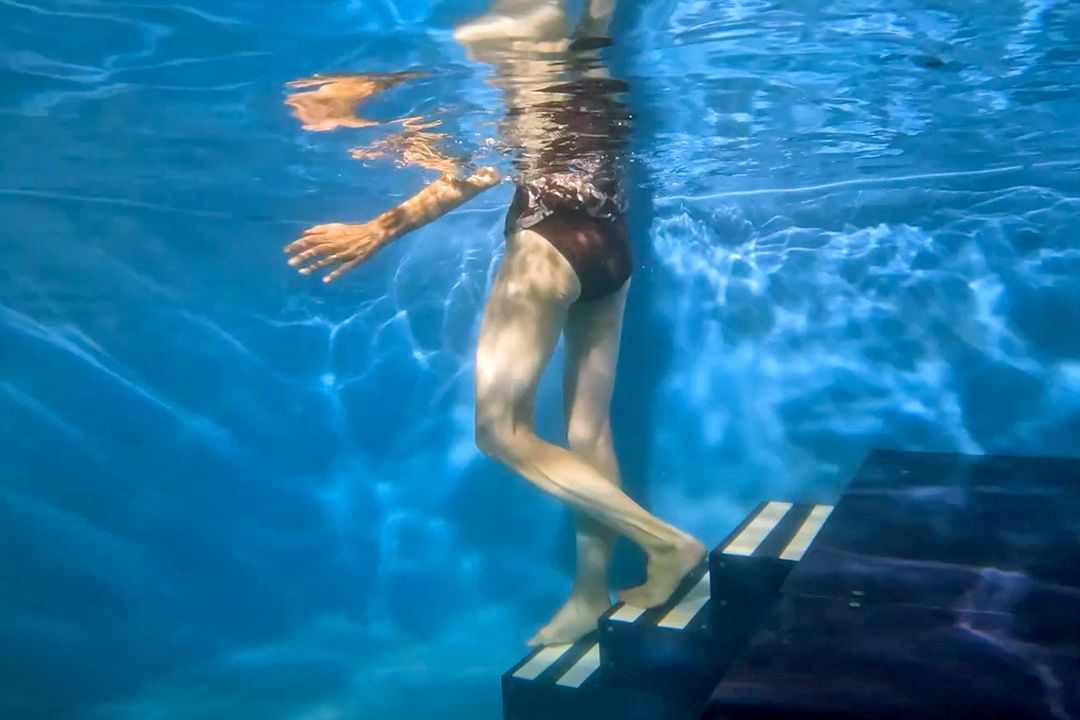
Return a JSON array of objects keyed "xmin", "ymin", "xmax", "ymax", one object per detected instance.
[
  {"xmin": 374, "ymin": 168, "xmax": 501, "ymax": 244},
  {"xmin": 283, "ymin": 167, "xmax": 501, "ymax": 284}
]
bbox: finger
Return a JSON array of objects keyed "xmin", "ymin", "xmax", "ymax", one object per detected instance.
[
  {"xmin": 284, "ymin": 237, "xmax": 310, "ymax": 253},
  {"xmin": 284, "ymin": 235, "xmax": 334, "ymax": 254},
  {"xmin": 298, "ymin": 250, "xmax": 351, "ymax": 274},
  {"xmin": 287, "ymin": 246, "xmax": 333, "ymax": 266},
  {"xmin": 284, "ymin": 236, "xmax": 318, "ymax": 253},
  {"xmin": 284, "ymin": 226, "xmax": 337, "ymax": 253},
  {"xmin": 323, "ymin": 258, "xmax": 361, "ymax": 283}
]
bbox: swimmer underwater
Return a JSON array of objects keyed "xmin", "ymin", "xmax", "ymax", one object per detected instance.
[{"xmin": 281, "ymin": 0, "xmax": 706, "ymax": 647}]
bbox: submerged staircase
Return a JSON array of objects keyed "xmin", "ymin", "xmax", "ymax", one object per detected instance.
[
  {"xmin": 502, "ymin": 501, "xmax": 834, "ymax": 720},
  {"xmin": 501, "ymin": 450, "xmax": 1080, "ymax": 720}
]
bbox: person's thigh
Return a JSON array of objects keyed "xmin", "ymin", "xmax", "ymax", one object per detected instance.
[
  {"xmin": 475, "ymin": 229, "xmax": 581, "ymax": 432},
  {"xmin": 562, "ymin": 281, "xmax": 628, "ymax": 465}
]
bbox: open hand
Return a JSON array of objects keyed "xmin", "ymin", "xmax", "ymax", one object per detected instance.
[{"xmin": 284, "ymin": 222, "xmax": 386, "ymax": 283}]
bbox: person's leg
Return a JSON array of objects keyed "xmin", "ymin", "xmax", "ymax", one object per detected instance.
[
  {"xmin": 475, "ymin": 232, "xmax": 705, "ymax": 638},
  {"xmin": 527, "ymin": 283, "xmax": 628, "ymax": 646}
]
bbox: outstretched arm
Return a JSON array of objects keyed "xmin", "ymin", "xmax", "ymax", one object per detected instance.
[
  {"xmin": 285, "ymin": 167, "xmax": 501, "ymax": 283},
  {"xmin": 283, "ymin": 70, "xmax": 500, "ymax": 283}
]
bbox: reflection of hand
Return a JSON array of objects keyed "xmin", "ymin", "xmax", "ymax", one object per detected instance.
[
  {"xmin": 284, "ymin": 76, "xmax": 378, "ymax": 132},
  {"xmin": 284, "ymin": 222, "xmax": 388, "ymax": 283},
  {"xmin": 283, "ymin": 73, "xmax": 422, "ymax": 132}
]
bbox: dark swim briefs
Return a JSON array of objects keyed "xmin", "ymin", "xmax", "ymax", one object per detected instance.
[
  {"xmin": 499, "ymin": 42, "xmax": 633, "ymax": 303},
  {"xmin": 504, "ymin": 182, "xmax": 631, "ymax": 303}
]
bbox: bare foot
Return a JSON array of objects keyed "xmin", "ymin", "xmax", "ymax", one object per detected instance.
[
  {"xmin": 527, "ymin": 592, "xmax": 610, "ymax": 647},
  {"xmin": 617, "ymin": 536, "xmax": 707, "ymax": 609}
]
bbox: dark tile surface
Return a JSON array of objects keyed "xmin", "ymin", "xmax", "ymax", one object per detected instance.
[
  {"xmin": 791, "ymin": 450, "xmax": 1080, "ymax": 608},
  {"xmin": 707, "ymin": 450, "xmax": 1080, "ymax": 720},
  {"xmin": 705, "ymin": 595, "xmax": 1080, "ymax": 720}
]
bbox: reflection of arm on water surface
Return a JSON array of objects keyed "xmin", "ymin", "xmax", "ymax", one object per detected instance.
[{"xmin": 282, "ymin": 0, "xmax": 631, "ymax": 284}]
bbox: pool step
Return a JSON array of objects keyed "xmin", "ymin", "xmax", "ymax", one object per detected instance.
[
  {"xmin": 501, "ymin": 501, "xmax": 835, "ymax": 720},
  {"xmin": 710, "ymin": 501, "xmax": 834, "ymax": 628},
  {"xmin": 701, "ymin": 450, "xmax": 1080, "ymax": 720},
  {"xmin": 501, "ymin": 635, "xmax": 605, "ymax": 720}
]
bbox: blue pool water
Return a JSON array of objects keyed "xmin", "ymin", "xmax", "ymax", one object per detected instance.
[{"xmin": 2, "ymin": 1, "xmax": 1079, "ymax": 718}]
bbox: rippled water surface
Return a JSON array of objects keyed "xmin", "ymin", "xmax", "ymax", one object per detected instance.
[{"xmin": 2, "ymin": 1, "xmax": 1079, "ymax": 719}]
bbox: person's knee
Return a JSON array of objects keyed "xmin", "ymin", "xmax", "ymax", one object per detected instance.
[
  {"xmin": 475, "ymin": 413, "xmax": 517, "ymax": 460},
  {"xmin": 566, "ymin": 418, "xmax": 611, "ymax": 459}
]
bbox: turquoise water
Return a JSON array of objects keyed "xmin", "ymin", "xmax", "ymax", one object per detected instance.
[{"xmin": 2, "ymin": 1, "xmax": 1079, "ymax": 718}]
